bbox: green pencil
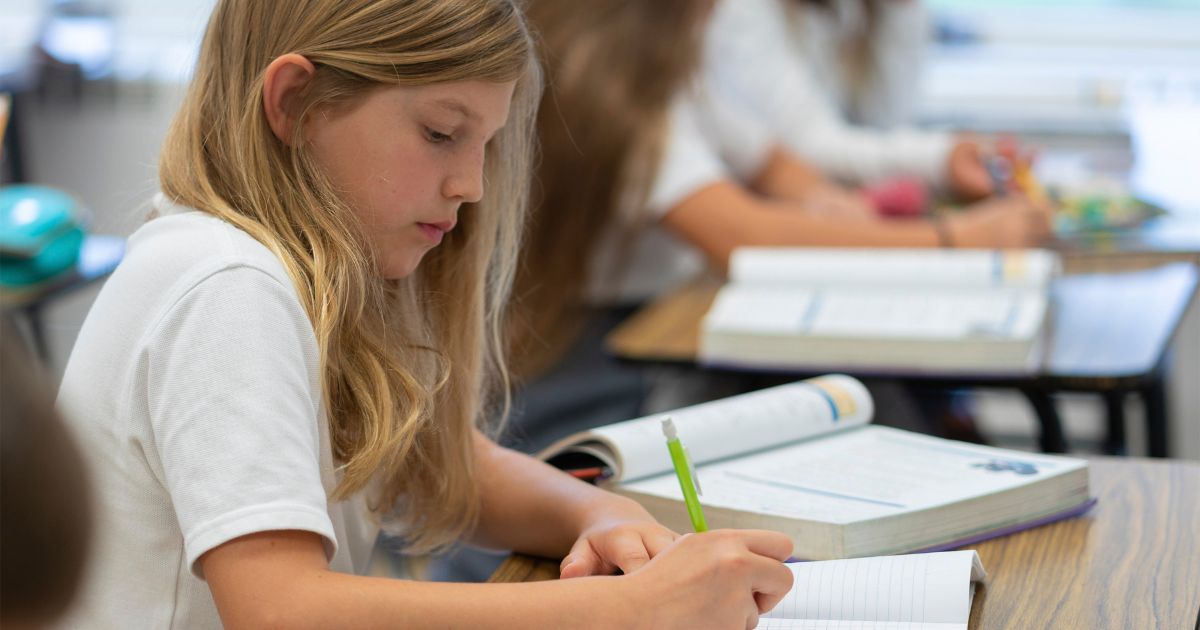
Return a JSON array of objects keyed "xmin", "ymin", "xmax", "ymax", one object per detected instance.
[{"xmin": 661, "ymin": 416, "xmax": 708, "ymax": 533}]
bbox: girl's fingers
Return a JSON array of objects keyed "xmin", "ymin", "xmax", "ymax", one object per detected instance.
[
  {"xmin": 595, "ymin": 528, "xmax": 653, "ymax": 574},
  {"xmin": 559, "ymin": 537, "xmax": 604, "ymax": 579},
  {"xmin": 640, "ymin": 528, "xmax": 678, "ymax": 560},
  {"xmin": 748, "ymin": 554, "xmax": 795, "ymax": 614}
]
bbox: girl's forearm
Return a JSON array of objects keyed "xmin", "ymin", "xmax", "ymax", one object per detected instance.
[
  {"xmin": 467, "ymin": 433, "xmax": 647, "ymax": 557},
  {"xmin": 664, "ymin": 181, "xmax": 940, "ymax": 271},
  {"xmin": 222, "ymin": 565, "xmax": 631, "ymax": 629}
]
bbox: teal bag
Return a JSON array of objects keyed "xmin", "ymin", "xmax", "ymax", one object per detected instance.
[{"xmin": 0, "ymin": 185, "xmax": 86, "ymax": 291}]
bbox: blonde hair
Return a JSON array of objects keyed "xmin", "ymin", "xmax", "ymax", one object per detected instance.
[{"xmin": 159, "ymin": 0, "xmax": 540, "ymax": 551}]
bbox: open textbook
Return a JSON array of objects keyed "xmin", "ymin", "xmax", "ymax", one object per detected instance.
[
  {"xmin": 700, "ymin": 248, "xmax": 1061, "ymax": 374},
  {"xmin": 540, "ymin": 375, "xmax": 1094, "ymax": 560},
  {"xmin": 757, "ymin": 551, "xmax": 986, "ymax": 630}
]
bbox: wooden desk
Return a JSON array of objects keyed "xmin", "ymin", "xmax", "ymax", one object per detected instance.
[
  {"xmin": 1057, "ymin": 216, "xmax": 1200, "ymax": 268},
  {"xmin": 489, "ymin": 458, "xmax": 1200, "ymax": 629},
  {"xmin": 606, "ymin": 263, "xmax": 1200, "ymax": 457}
]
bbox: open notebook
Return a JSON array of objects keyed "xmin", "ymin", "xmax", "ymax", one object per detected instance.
[
  {"xmin": 541, "ymin": 375, "xmax": 1093, "ymax": 560},
  {"xmin": 757, "ymin": 551, "xmax": 986, "ymax": 629},
  {"xmin": 700, "ymin": 248, "xmax": 1060, "ymax": 374}
]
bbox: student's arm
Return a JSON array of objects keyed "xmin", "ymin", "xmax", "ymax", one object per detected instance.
[
  {"xmin": 466, "ymin": 431, "xmax": 672, "ymax": 577},
  {"xmin": 750, "ymin": 146, "xmax": 875, "ymax": 219},
  {"xmin": 201, "ymin": 517, "xmax": 795, "ymax": 630},
  {"xmin": 662, "ymin": 181, "xmax": 1050, "ymax": 271}
]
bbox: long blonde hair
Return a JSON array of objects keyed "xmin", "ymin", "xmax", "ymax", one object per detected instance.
[
  {"xmin": 158, "ymin": 0, "xmax": 540, "ymax": 552},
  {"xmin": 512, "ymin": 0, "xmax": 713, "ymax": 377}
]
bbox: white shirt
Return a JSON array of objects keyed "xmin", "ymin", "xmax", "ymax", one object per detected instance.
[
  {"xmin": 57, "ymin": 201, "xmax": 378, "ymax": 629},
  {"xmin": 707, "ymin": 0, "xmax": 953, "ymax": 187},
  {"xmin": 586, "ymin": 84, "xmax": 776, "ymax": 304}
]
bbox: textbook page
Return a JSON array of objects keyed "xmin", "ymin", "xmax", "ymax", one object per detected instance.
[
  {"xmin": 756, "ymin": 551, "xmax": 985, "ymax": 628},
  {"xmin": 623, "ymin": 425, "xmax": 1086, "ymax": 525},
  {"xmin": 704, "ymin": 286, "xmax": 1046, "ymax": 342},
  {"xmin": 730, "ymin": 247, "xmax": 1060, "ymax": 289},
  {"xmin": 539, "ymin": 376, "xmax": 873, "ymax": 482}
]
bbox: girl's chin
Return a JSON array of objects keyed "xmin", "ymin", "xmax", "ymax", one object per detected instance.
[{"xmin": 379, "ymin": 250, "xmax": 428, "ymax": 280}]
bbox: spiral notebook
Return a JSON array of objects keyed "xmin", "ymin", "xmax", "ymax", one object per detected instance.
[{"xmin": 758, "ymin": 550, "xmax": 985, "ymax": 629}]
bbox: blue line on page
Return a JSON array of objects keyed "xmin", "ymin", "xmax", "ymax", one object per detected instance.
[
  {"xmin": 997, "ymin": 297, "xmax": 1020, "ymax": 335},
  {"xmin": 798, "ymin": 292, "xmax": 823, "ymax": 332},
  {"xmin": 724, "ymin": 471, "xmax": 907, "ymax": 509},
  {"xmin": 803, "ymin": 382, "xmax": 839, "ymax": 421},
  {"xmin": 876, "ymin": 434, "xmax": 1057, "ymax": 470}
]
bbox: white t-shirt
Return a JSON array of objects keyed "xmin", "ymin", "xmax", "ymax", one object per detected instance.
[
  {"xmin": 57, "ymin": 201, "xmax": 378, "ymax": 629},
  {"xmin": 706, "ymin": 0, "xmax": 953, "ymax": 187},
  {"xmin": 586, "ymin": 84, "xmax": 775, "ymax": 304}
]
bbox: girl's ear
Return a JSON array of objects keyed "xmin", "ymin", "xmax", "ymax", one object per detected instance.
[{"xmin": 263, "ymin": 53, "xmax": 317, "ymax": 146}]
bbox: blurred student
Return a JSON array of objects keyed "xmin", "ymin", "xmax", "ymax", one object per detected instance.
[
  {"xmin": 511, "ymin": 0, "xmax": 1049, "ymax": 439},
  {"xmin": 53, "ymin": 1, "xmax": 794, "ymax": 628},
  {"xmin": 707, "ymin": 0, "xmax": 996, "ymax": 200},
  {"xmin": 1, "ymin": 318, "xmax": 92, "ymax": 629},
  {"xmin": 708, "ymin": 0, "xmax": 1018, "ymax": 439}
]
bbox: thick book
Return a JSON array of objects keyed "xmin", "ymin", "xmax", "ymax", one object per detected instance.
[
  {"xmin": 540, "ymin": 375, "xmax": 1093, "ymax": 560},
  {"xmin": 699, "ymin": 248, "xmax": 1061, "ymax": 374},
  {"xmin": 759, "ymin": 550, "xmax": 986, "ymax": 629}
]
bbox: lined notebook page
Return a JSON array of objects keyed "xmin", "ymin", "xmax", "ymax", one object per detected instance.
[
  {"xmin": 755, "ymin": 620, "xmax": 965, "ymax": 629},
  {"xmin": 756, "ymin": 551, "xmax": 984, "ymax": 628}
]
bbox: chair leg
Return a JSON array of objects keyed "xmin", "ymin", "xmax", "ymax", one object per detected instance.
[
  {"xmin": 1103, "ymin": 390, "xmax": 1127, "ymax": 455},
  {"xmin": 1022, "ymin": 388, "xmax": 1068, "ymax": 453},
  {"xmin": 20, "ymin": 303, "xmax": 51, "ymax": 362},
  {"xmin": 1142, "ymin": 376, "xmax": 1170, "ymax": 458}
]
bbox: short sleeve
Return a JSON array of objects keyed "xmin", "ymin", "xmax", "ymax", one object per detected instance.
[
  {"xmin": 646, "ymin": 96, "xmax": 732, "ymax": 217},
  {"xmin": 696, "ymin": 82, "xmax": 777, "ymax": 182},
  {"xmin": 144, "ymin": 265, "xmax": 336, "ymax": 577}
]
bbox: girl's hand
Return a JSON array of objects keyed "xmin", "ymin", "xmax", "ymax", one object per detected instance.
[
  {"xmin": 614, "ymin": 529, "xmax": 796, "ymax": 630},
  {"xmin": 559, "ymin": 496, "xmax": 680, "ymax": 578},
  {"xmin": 946, "ymin": 138, "xmax": 994, "ymax": 202},
  {"xmin": 946, "ymin": 194, "xmax": 1053, "ymax": 248}
]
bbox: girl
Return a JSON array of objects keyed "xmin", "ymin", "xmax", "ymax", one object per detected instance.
[
  {"xmin": 707, "ymin": 0, "xmax": 996, "ymax": 199},
  {"xmin": 513, "ymin": 0, "xmax": 1048, "ymax": 388},
  {"xmin": 56, "ymin": 1, "xmax": 793, "ymax": 628}
]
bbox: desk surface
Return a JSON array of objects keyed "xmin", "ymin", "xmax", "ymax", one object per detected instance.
[
  {"xmin": 606, "ymin": 263, "xmax": 1199, "ymax": 388},
  {"xmin": 489, "ymin": 458, "xmax": 1200, "ymax": 629},
  {"xmin": 1057, "ymin": 216, "xmax": 1200, "ymax": 258}
]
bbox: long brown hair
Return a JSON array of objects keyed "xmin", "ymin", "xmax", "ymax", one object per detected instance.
[
  {"xmin": 793, "ymin": 0, "xmax": 882, "ymax": 119},
  {"xmin": 158, "ymin": 0, "xmax": 540, "ymax": 552},
  {"xmin": 1, "ymin": 319, "xmax": 92, "ymax": 626},
  {"xmin": 513, "ymin": 0, "xmax": 714, "ymax": 377}
]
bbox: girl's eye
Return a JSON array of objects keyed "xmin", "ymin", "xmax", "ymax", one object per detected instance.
[{"xmin": 425, "ymin": 128, "xmax": 453, "ymax": 144}]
